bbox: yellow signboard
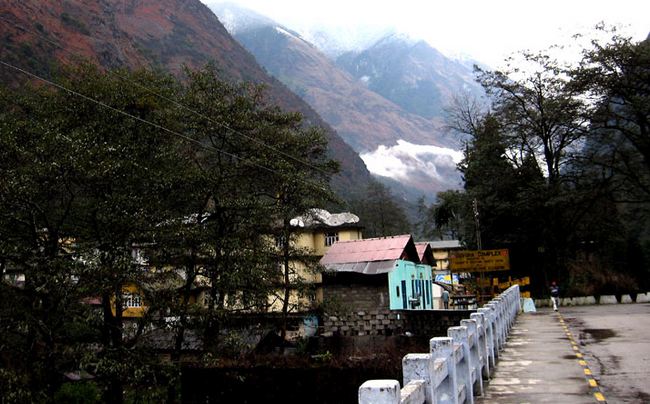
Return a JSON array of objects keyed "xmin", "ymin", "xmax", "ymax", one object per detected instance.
[{"xmin": 449, "ymin": 249, "xmax": 510, "ymax": 272}]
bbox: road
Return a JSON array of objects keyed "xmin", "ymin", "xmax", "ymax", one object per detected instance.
[
  {"xmin": 478, "ymin": 309, "xmax": 594, "ymax": 403},
  {"xmin": 561, "ymin": 303, "xmax": 650, "ymax": 403}
]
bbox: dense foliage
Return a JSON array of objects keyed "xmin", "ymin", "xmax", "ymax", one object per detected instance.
[
  {"xmin": 426, "ymin": 29, "xmax": 650, "ymax": 296},
  {"xmin": 348, "ymin": 181, "xmax": 411, "ymax": 239},
  {"xmin": 0, "ymin": 64, "xmax": 337, "ymax": 402}
]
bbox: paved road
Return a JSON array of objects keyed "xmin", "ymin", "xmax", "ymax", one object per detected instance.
[
  {"xmin": 562, "ymin": 303, "xmax": 650, "ymax": 403},
  {"xmin": 478, "ymin": 303, "xmax": 650, "ymax": 403},
  {"xmin": 477, "ymin": 309, "xmax": 594, "ymax": 403}
]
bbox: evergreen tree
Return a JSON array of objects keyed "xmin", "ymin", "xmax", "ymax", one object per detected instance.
[{"xmin": 350, "ymin": 181, "xmax": 411, "ymax": 238}]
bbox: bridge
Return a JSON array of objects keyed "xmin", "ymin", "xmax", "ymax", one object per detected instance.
[{"xmin": 358, "ymin": 288, "xmax": 650, "ymax": 403}]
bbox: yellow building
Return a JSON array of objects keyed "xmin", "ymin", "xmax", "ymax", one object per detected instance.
[
  {"xmin": 107, "ymin": 210, "xmax": 363, "ymax": 318},
  {"xmin": 267, "ymin": 209, "xmax": 363, "ymax": 313}
]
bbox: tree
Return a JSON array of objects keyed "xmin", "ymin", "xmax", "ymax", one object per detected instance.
[
  {"xmin": 265, "ymin": 133, "xmax": 338, "ymax": 345},
  {"xmin": 571, "ymin": 29, "xmax": 650, "ymax": 202},
  {"xmin": 169, "ymin": 66, "xmax": 339, "ymax": 356},
  {"xmin": 458, "ymin": 114, "xmax": 546, "ymax": 251},
  {"xmin": 569, "ymin": 28, "xmax": 650, "ymax": 290},
  {"xmin": 0, "ymin": 63, "xmax": 340, "ymax": 402},
  {"xmin": 475, "ymin": 52, "xmax": 589, "ymax": 186},
  {"xmin": 427, "ymin": 190, "xmax": 471, "ymax": 242},
  {"xmin": 349, "ymin": 181, "xmax": 411, "ymax": 238},
  {"xmin": 0, "ymin": 64, "xmax": 194, "ymax": 402},
  {"xmin": 471, "ymin": 52, "xmax": 596, "ymax": 288}
]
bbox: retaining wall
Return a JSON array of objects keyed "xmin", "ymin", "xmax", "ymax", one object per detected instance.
[{"xmin": 534, "ymin": 291, "xmax": 650, "ymax": 307}]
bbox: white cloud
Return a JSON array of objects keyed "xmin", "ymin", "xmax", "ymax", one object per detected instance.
[{"xmin": 360, "ymin": 140, "xmax": 463, "ymax": 181}]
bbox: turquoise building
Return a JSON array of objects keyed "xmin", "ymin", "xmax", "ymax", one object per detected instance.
[
  {"xmin": 388, "ymin": 260, "xmax": 435, "ymax": 310},
  {"xmin": 320, "ymin": 235, "xmax": 438, "ymax": 311}
]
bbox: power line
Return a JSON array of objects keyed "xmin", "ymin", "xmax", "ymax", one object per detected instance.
[
  {"xmin": 0, "ymin": 14, "xmax": 333, "ymax": 176},
  {"xmin": 0, "ymin": 59, "xmax": 331, "ymax": 192}
]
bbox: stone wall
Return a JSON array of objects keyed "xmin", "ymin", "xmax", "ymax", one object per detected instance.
[
  {"xmin": 321, "ymin": 276, "xmax": 400, "ymax": 336},
  {"xmin": 320, "ymin": 273, "xmax": 475, "ymax": 337},
  {"xmin": 322, "ymin": 309, "xmax": 403, "ymax": 337},
  {"xmin": 324, "ymin": 282, "xmax": 389, "ymax": 312}
]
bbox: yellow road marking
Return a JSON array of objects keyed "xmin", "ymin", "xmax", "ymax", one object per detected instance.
[{"xmin": 557, "ymin": 314, "xmax": 605, "ymax": 403}]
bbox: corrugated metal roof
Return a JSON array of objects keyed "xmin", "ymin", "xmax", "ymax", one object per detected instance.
[
  {"xmin": 415, "ymin": 242, "xmax": 435, "ymax": 265},
  {"xmin": 322, "ymin": 260, "xmax": 399, "ymax": 275},
  {"xmin": 320, "ymin": 234, "xmax": 414, "ymax": 266},
  {"xmin": 415, "ymin": 242, "xmax": 429, "ymax": 259},
  {"xmin": 428, "ymin": 240, "xmax": 462, "ymax": 250}
]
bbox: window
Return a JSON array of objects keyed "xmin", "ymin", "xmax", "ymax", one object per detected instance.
[
  {"xmin": 123, "ymin": 293, "xmax": 142, "ymax": 308},
  {"xmin": 275, "ymin": 235, "xmax": 287, "ymax": 249},
  {"xmin": 324, "ymin": 232, "xmax": 339, "ymax": 246}
]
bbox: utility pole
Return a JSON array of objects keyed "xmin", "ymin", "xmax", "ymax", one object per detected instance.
[
  {"xmin": 473, "ymin": 199, "xmax": 482, "ymax": 251},
  {"xmin": 473, "ymin": 199, "xmax": 485, "ymax": 302}
]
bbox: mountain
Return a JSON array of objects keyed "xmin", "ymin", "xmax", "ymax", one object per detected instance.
[
  {"xmin": 210, "ymin": 3, "xmax": 467, "ymax": 198},
  {"xmin": 298, "ymin": 26, "xmax": 394, "ymax": 59},
  {"xmin": 337, "ymin": 33, "xmax": 485, "ymax": 121},
  {"xmin": 0, "ymin": 0, "xmax": 371, "ymax": 196}
]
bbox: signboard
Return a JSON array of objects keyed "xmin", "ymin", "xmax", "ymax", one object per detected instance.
[
  {"xmin": 434, "ymin": 273, "xmax": 460, "ymax": 285},
  {"xmin": 449, "ymin": 249, "xmax": 510, "ymax": 273}
]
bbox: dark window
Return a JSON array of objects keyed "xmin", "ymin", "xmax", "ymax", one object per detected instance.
[{"xmin": 324, "ymin": 232, "xmax": 339, "ymax": 246}]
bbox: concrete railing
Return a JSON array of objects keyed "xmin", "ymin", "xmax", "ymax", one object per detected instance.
[{"xmin": 359, "ymin": 285, "xmax": 521, "ymax": 404}]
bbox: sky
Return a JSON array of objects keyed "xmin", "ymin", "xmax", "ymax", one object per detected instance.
[{"xmin": 204, "ymin": 0, "xmax": 649, "ymax": 67}]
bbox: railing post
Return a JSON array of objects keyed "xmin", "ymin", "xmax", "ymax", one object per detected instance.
[
  {"xmin": 492, "ymin": 298, "xmax": 506, "ymax": 350},
  {"xmin": 477, "ymin": 307, "xmax": 496, "ymax": 369},
  {"xmin": 359, "ymin": 380, "xmax": 400, "ymax": 404},
  {"xmin": 403, "ymin": 353, "xmax": 433, "ymax": 403},
  {"xmin": 431, "ymin": 337, "xmax": 457, "ymax": 404},
  {"xmin": 470, "ymin": 312, "xmax": 489, "ymax": 380},
  {"xmin": 448, "ymin": 326, "xmax": 473, "ymax": 404},
  {"xmin": 460, "ymin": 318, "xmax": 483, "ymax": 397},
  {"xmin": 485, "ymin": 302, "xmax": 501, "ymax": 355}
]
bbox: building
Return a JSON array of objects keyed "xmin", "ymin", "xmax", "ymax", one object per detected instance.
[
  {"xmin": 319, "ymin": 234, "xmax": 437, "ymax": 335},
  {"xmin": 429, "ymin": 240, "xmax": 462, "ymax": 272},
  {"xmin": 266, "ymin": 208, "xmax": 363, "ymax": 314}
]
